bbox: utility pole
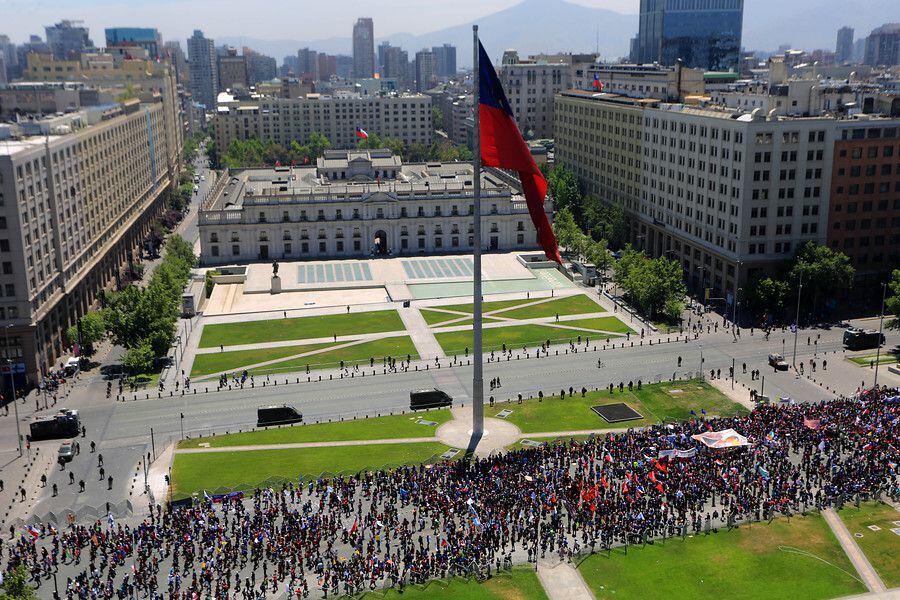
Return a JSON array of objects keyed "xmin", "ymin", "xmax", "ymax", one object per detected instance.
[
  {"xmin": 873, "ymin": 282, "xmax": 887, "ymax": 390},
  {"xmin": 792, "ymin": 271, "xmax": 803, "ymax": 371}
]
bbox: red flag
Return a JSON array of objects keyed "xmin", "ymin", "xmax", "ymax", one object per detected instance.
[
  {"xmin": 350, "ymin": 519, "xmax": 358, "ymax": 535},
  {"xmin": 655, "ymin": 483, "xmax": 665, "ymax": 494},
  {"xmin": 600, "ymin": 475, "xmax": 609, "ymax": 489},
  {"xmin": 478, "ymin": 41, "xmax": 560, "ymax": 262},
  {"xmin": 648, "ymin": 471, "xmax": 657, "ymax": 483}
]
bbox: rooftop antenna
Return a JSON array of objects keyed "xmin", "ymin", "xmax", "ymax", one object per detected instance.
[{"xmin": 596, "ymin": 24, "xmax": 600, "ymax": 55}]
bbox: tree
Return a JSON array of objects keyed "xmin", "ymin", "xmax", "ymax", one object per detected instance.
[
  {"xmin": 587, "ymin": 238, "xmax": 613, "ymax": 276},
  {"xmin": 552, "ymin": 207, "xmax": 579, "ymax": 255},
  {"xmin": 546, "ymin": 165, "xmax": 581, "ymax": 217},
  {"xmin": 789, "ymin": 241, "xmax": 854, "ymax": 317},
  {"xmin": 746, "ymin": 276, "xmax": 790, "ymax": 318},
  {"xmin": 0, "ymin": 564, "xmax": 38, "ymax": 600},
  {"xmin": 614, "ymin": 247, "xmax": 685, "ymax": 320},
  {"xmin": 885, "ymin": 269, "xmax": 900, "ymax": 329},
  {"xmin": 65, "ymin": 311, "xmax": 105, "ymax": 354},
  {"xmin": 122, "ymin": 343, "xmax": 154, "ymax": 375},
  {"xmin": 431, "ymin": 106, "xmax": 443, "ymax": 131}
]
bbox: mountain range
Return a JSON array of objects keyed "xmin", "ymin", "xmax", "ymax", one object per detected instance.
[
  {"xmin": 218, "ymin": 0, "xmax": 899, "ymax": 67},
  {"xmin": 220, "ymin": 0, "xmax": 636, "ymax": 66}
]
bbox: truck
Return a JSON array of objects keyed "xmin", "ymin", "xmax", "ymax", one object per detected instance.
[
  {"xmin": 843, "ymin": 328, "xmax": 884, "ymax": 351},
  {"xmin": 410, "ymin": 389, "xmax": 453, "ymax": 411},
  {"xmin": 257, "ymin": 405, "xmax": 303, "ymax": 427},
  {"xmin": 28, "ymin": 409, "xmax": 80, "ymax": 441}
]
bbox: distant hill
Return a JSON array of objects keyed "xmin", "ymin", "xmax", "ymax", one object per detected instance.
[{"xmin": 221, "ymin": 0, "xmax": 636, "ymax": 67}]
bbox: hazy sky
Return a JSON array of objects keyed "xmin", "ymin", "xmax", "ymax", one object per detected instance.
[{"xmin": 0, "ymin": 0, "xmax": 891, "ymax": 49}]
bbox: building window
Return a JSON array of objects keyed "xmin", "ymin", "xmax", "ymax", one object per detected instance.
[
  {"xmin": 284, "ymin": 243, "xmax": 292, "ymax": 255},
  {"xmin": 336, "ymin": 241, "xmax": 344, "ymax": 252},
  {"xmin": 319, "ymin": 241, "xmax": 326, "ymax": 253},
  {"xmin": 211, "ymin": 246, "xmax": 219, "ymax": 257},
  {"xmin": 517, "ymin": 233, "xmax": 525, "ymax": 245},
  {"xmin": 354, "ymin": 240, "xmax": 361, "ymax": 252},
  {"xmin": 232, "ymin": 245, "xmax": 240, "ymax": 256}
]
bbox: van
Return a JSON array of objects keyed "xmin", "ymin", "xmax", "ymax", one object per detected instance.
[
  {"xmin": 64, "ymin": 357, "xmax": 80, "ymax": 376},
  {"xmin": 257, "ymin": 405, "xmax": 303, "ymax": 427},
  {"xmin": 410, "ymin": 389, "xmax": 452, "ymax": 410}
]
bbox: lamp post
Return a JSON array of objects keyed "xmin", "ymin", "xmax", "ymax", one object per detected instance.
[
  {"xmin": 792, "ymin": 271, "xmax": 803, "ymax": 371},
  {"xmin": 4, "ymin": 324, "xmax": 22, "ymax": 457},
  {"xmin": 873, "ymin": 282, "xmax": 887, "ymax": 390},
  {"xmin": 697, "ymin": 342, "xmax": 704, "ymax": 380}
]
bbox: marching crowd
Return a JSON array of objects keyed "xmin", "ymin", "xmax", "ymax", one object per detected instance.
[{"xmin": 2, "ymin": 386, "xmax": 898, "ymax": 600}]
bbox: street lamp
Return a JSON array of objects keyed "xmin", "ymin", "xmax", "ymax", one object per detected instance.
[
  {"xmin": 792, "ymin": 271, "xmax": 803, "ymax": 371},
  {"xmin": 873, "ymin": 282, "xmax": 887, "ymax": 390},
  {"xmin": 697, "ymin": 342, "xmax": 704, "ymax": 380},
  {"xmin": 3, "ymin": 324, "xmax": 23, "ymax": 457}
]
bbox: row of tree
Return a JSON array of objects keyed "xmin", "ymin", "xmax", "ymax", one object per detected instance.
[{"xmin": 544, "ymin": 164, "xmax": 628, "ymax": 249}]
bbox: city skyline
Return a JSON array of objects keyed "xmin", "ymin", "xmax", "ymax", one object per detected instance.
[{"xmin": 0, "ymin": 0, "xmax": 895, "ymax": 56}]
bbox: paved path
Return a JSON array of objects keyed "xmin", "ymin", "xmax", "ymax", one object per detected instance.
[
  {"xmin": 537, "ymin": 562, "xmax": 595, "ymax": 600},
  {"xmin": 823, "ymin": 508, "xmax": 887, "ymax": 593},
  {"xmin": 837, "ymin": 590, "xmax": 900, "ymax": 599},
  {"xmin": 400, "ymin": 307, "xmax": 445, "ymax": 360},
  {"xmin": 175, "ymin": 436, "xmax": 439, "ymax": 454}
]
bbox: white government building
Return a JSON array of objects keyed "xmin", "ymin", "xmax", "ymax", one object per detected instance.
[{"xmin": 198, "ymin": 149, "xmax": 551, "ymax": 264}]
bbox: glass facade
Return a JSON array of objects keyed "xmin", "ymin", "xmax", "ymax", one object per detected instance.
[{"xmin": 633, "ymin": 0, "xmax": 743, "ymax": 72}]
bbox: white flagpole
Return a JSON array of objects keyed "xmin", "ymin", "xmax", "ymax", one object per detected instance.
[{"xmin": 472, "ymin": 24, "xmax": 484, "ymax": 438}]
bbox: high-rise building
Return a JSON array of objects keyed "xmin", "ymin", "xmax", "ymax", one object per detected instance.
[
  {"xmin": 105, "ymin": 27, "xmax": 162, "ymax": 58},
  {"xmin": 498, "ymin": 51, "xmax": 570, "ymax": 139},
  {"xmin": 164, "ymin": 41, "xmax": 188, "ymax": 84},
  {"xmin": 0, "ymin": 57, "xmax": 182, "ymax": 388},
  {"xmin": 243, "ymin": 47, "xmax": 276, "ymax": 85},
  {"xmin": 0, "ymin": 35, "xmax": 19, "ymax": 81},
  {"xmin": 45, "ymin": 20, "xmax": 93, "ymax": 59},
  {"xmin": 297, "ymin": 48, "xmax": 318, "ymax": 80},
  {"xmin": 188, "ymin": 29, "xmax": 218, "ymax": 108},
  {"xmin": 218, "ymin": 47, "xmax": 248, "ymax": 92},
  {"xmin": 415, "ymin": 49, "xmax": 434, "ymax": 92},
  {"xmin": 631, "ymin": 0, "xmax": 744, "ymax": 71},
  {"xmin": 432, "ymin": 44, "xmax": 457, "ymax": 77},
  {"xmin": 835, "ymin": 27, "xmax": 855, "ymax": 63},
  {"xmin": 863, "ymin": 23, "xmax": 900, "ymax": 66},
  {"xmin": 335, "ymin": 55, "xmax": 354, "ymax": 79},
  {"xmin": 382, "ymin": 46, "xmax": 409, "ymax": 88},
  {"xmin": 377, "ymin": 41, "xmax": 391, "ymax": 74},
  {"xmin": 317, "ymin": 54, "xmax": 337, "ymax": 81},
  {"xmin": 352, "ymin": 18, "xmax": 375, "ymax": 78}
]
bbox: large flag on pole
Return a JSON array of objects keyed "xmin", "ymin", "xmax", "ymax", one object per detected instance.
[{"xmin": 477, "ymin": 41, "xmax": 561, "ymax": 263}]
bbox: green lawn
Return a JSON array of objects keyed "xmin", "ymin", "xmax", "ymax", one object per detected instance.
[
  {"xmin": 836, "ymin": 502, "xmax": 900, "ymax": 587},
  {"xmin": 552, "ymin": 316, "xmax": 633, "ymax": 334},
  {"xmin": 435, "ymin": 324, "xmax": 600, "ymax": 355},
  {"xmin": 490, "ymin": 294, "xmax": 603, "ymax": 320},
  {"xmin": 198, "ymin": 310, "xmax": 405, "ymax": 348},
  {"xmin": 578, "ymin": 513, "xmax": 865, "ymax": 599},
  {"xmin": 848, "ymin": 353, "xmax": 898, "ymax": 366},
  {"xmin": 172, "ymin": 441, "xmax": 451, "ymax": 498},
  {"xmin": 249, "ymin": 336, "xmax": 420, "ymax": 376},
  {"xmin": 501, "ymin": 380, "xmax": 748, "ymax": 433},
  {"xmin": 425, "ymin": 298, "xmax": 533, "ymax": 317},
  {"xmin": 357, "ymin": 568, "xmax": 548, "ymax": 600},
  {"xmin": 190, "ymin": 342, "xmax": 334, "ymax": 376},
  {"xmin": 420, "ymin": 309, "xmax": 500, "ymax": 327},
  {"xmin": 179, "ymin": 410, "xmax": 452, "ymax": 449}
]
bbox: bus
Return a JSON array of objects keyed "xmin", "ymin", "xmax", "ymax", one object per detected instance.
[{"xmin": 843, "ymin": 328, "xmax": 884, "ymax": 350}]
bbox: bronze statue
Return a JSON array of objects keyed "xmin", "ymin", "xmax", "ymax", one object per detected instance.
[{"xmin": 272, "ymin": 260, "xmax": 279, "ymax": 276}]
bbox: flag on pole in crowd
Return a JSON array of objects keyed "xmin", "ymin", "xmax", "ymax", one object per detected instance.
[
  {"xmin": 355, "ymin": 127, "xmax": 369, "ymax": 139},
  {"xmin": 25, "ymin": 525, "xmax": 40, "ymax": 539},
  {"xmin": 477, "ymin": 40, "xmax": 560, "ymax": 262}
]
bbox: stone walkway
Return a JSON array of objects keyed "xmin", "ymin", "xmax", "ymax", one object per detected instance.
[
  {"xmin": 822, "ymin": 508, "xmax": 887, "ymax": 593},
  {"xmin": 399, "ymin": 306, "xmax": 445, "ymax": 360},
  {"xmin": 537, "ymin": 562, "xmax": 595, "ymax": 600}
]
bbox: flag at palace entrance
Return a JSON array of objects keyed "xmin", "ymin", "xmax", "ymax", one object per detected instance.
[{"xmin": 477, "ymin": 41, "xmax": 560, "ymax": 263}]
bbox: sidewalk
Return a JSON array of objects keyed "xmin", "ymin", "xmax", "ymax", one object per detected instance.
[
  {"xmin": 399, "ymin": 307, "xmax": 445, "ymax": 360},
  {"xmin": 822, "ymin": 508, "xmax": 887, "ymax": 593},
  {"xmin": 537, "ymin": 562, "xmax": 595, "ymax": 600}
]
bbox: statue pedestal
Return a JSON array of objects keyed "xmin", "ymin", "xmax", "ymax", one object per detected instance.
[{"xmin": 271, "ymin": 275, "xmax": 281, "ymax": 294}]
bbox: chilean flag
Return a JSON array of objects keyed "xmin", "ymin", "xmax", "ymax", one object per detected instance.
[
  {"xmin": 592, "ymin": 73, "xmax": 604, "ymax": 91},
  {"xmin": 478, "ymin": 41, "xmax": 560, "ymax": 262},
  {"xmin": 355, "ymin": 127, "xmax": 369, "ymax": 139}
]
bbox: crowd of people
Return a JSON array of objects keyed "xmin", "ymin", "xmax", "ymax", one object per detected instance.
[{"xmin": 2, "ymin": 386, "xmax": 897, "ymax": 600}]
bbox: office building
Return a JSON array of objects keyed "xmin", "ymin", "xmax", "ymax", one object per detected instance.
[
  {"xmin": 163, "ymin": 41, "xmax": 188, "ymax": 85},
  {"xmin": 835, "ymin": 27, "xmax": 855, "ymax": 64},
  {"xmin": 0, "ymin": 35, "xmax": 18, "ymax": 82},
  {"xmin": 382, "ymin": 46, "xmax": 409, "ymax": 88},
  {"xmin": 377, "ymin": 41, "xmax": 391, "ymax": 74},
  {"xmin": 556, "ymin": 90, "xmax": 837, "ymax": 299},
  {"xmin": 45, "ymin": 20, "xmax": 93, "ymax": 59},
  {"xmin": 335, "ymin": 55, "xmax": 354, "ymax": 79},
  {"xmin": 585, "ymin": 63, "xmax": 704, "ymax": 101},
  {"xmin": 188, "ymin": 30, "xmax": 218, "ymax": 108},
  {"xmin": 217, "ymin": 47, "xmax": 248, "ymax": 92},
  {"xmin": 352, "ymin": 18, "xmax": 375, "ymax": 78},
  {"xmin": 104, "ymin": 27, "xmax": 162, "ymax": 58},
  {"xmin": 863, "ymin": 23, "xmax": 900, "ymax": 67},
  {"xmin": 317, "ymin": 54, "xmax": 337, "ymax": 81},
  {"xmin": 632, "ymin": 0, "xmax": 744, "ymax": 72},
  {"xmin": 432, "ymin": 44, "xmax": 457, "ymax": 78},
  {"xmin": 827, "ymin": 118, "xmax": 900, "ymax": 277},
  {"xmin": 213, "ymin": 92, "xmax": 431, "ymax": 151},
  {"xmin": 297, "ymin": 48, "xmax": 318, "ymax": 80},
  {"xmin": 0, "ymin": 62, "xmax": 181, "ymax": 389},
  {"xmin": 244, "ymin": 49, "xmax": 276, "ymax": 85},
  {"xmin": 415, "ymin": 49, "xmax": 434, "ymax": 92},
  {"xmin": 198, "ymin": 149, "xmax": 547, "ymax": 264},
  {"xmin": 498, "ymin": 51, "xmax": 570, "ymax": 139}
]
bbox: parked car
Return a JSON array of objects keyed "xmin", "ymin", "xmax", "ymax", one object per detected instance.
[
  {"xmin": 767, "ymin": 353, "xmax": 789, "ymax": 370},
  {"xmin": 58, "ymin": 442, "xmax": 75, "ymax": 463},
  {"xmin": 410, "ymin": 389, "xmax": 452, "ymax": 410}
]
